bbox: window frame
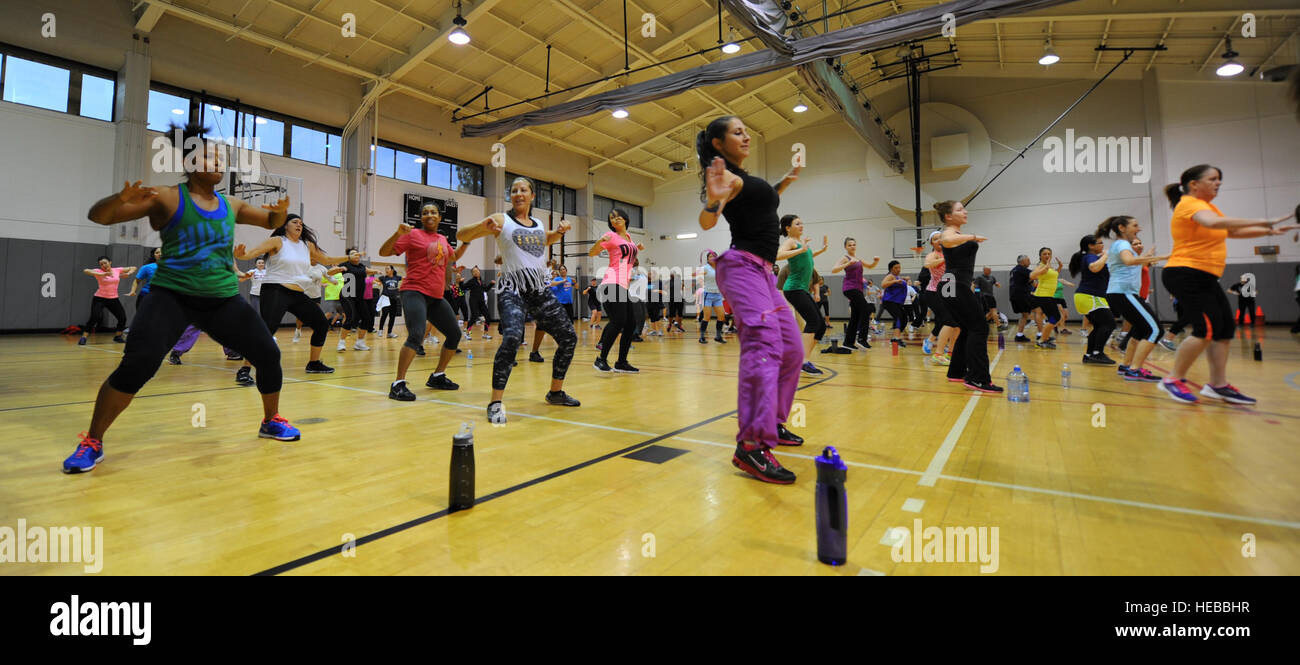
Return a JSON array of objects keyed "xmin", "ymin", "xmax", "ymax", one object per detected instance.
[{"xmin": 0, "ymin": 41, "xmax": 118, "ymax": 122}]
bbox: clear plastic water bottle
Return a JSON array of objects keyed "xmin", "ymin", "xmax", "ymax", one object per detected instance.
[
  {"xmin": 1007, "ymin": 365, "xmax": 1028, "ymax": 402},
  {"xmin": 466, "ymin": 349, "xmax": 473, "ymax": 368},
  {"xmin": 1061, "ymin": 363, "xmax": 1071, "ymax": 389}
]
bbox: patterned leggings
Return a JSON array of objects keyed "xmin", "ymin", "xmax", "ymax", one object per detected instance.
[{"xmin": 493, "ymin": 288, "xmax": 577, "ymax": 390}]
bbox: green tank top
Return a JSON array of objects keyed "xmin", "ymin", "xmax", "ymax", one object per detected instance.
[
  {"xmin": 149, "ymin": 183, "xmax": 239, "ymax": 298},
  {"xmin": 782, "ymin": 242, "xmax": 813, "ymax": 291}
]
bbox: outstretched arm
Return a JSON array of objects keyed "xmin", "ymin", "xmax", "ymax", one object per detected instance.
[
  {"xmin": 87, "ymin": 181, "xmax": 164, "ymax": 225},
  {"xmin": 458, "ymin": 214, "xmax": 504, "ymax": 242},
  {"xmin": 232, "ymin": 196, "xmax": 290, "ymax": 230}
]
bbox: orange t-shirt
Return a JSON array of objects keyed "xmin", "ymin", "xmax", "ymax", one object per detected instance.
[{"xmin": 1166, "ymin": 196, "xmax": 1228, "ymax": 277}]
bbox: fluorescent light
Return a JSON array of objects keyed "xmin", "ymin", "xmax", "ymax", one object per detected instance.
[
  {"xmin": 1216, "ymin": 61, "xmax": 1244, "ymax": 77},
  {"xmin": 675, "ymin": 233, "xmax": 698, "ymax": 240},
  {"xmin": 414, "ymin": 157, "xmax": 426, "ymax": 163},
  {"xmin": 722, "ymin": 42, "xmax": 740, "ymax": 54},
  {"xmin": 449, "ymin": 27, "xmax": 470, "ymax": 45},
  {"xmin": 370, "ymin": 145, "xmax": 376, "ymax": 151},
  {"xmin": 171, "ymin": 108, "xmax": 184, "ymax": 115},
  {"xmin": 255, "ymin": 117, "xmax": 268, "ymax": 125},
  {"xmin": 612, "ymin": 108, "xmax": 629, "ymax": 119},
  {"xmin": 1038, "ymin": 47, "xmax": 1059, "ymax": 65},
  {"xmin": 793, "ymin": 97, "xmax": 808, "ymax": 113}
]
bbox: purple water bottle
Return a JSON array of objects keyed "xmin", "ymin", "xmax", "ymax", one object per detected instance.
[{"xmin": 815, "ymin": 446, "xmax": 848, "ymax": 565}]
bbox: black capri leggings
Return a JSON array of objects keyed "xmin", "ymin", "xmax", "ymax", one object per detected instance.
[
  {"xmin": 86, "ymin": 296, "xmax": 127, "ymax": 334},
  {"xmin": 1107, "ymin": 292, "xmax": 1163, "ymax": 344},
  {"xmin": 843, "ymin": 289, "xmax": 869, "ymax": 345},
  {"xmin": 260, "ymin": 283, "xmax": 330, "ymax": 348},
  {"xmin": 881, "ymin": 301, "xmax": 907, "ymax": 331},
  {"xmin": 1161, "ymin": 267, "xmax": 1235, "ymax": 341},
  {"xmin": 108, "ymin": 286, "xmax": 281, "ymax": 395},
  {"xmin": 783, "ymin": 289, "xmax": 827, "ymax": 340},
  {"xmin": 1032, "ymin": 295, "xmax": 1061, "ymax": 325},
  {"xmin": 469, "ymin": 296, "xmax": 488, "ymax": 326},
  {"xmin": 922, "ymin": 290, "xmax": 956, "ymax": 337},
  {"xmin": 493, "ymin": 288, "xmax": 576, "ymax": 391},
  {"xmin": 401, "ymin": 290, "xmax": 461, "ymax": 352},
  {"xmin": 597, "ymin": 283, "xmax": 637, "ymax": 363},
  {"xmin": 378, "ymin": 297, "xmax": 402, "ymax": 335},
  {"xmin": 944, "ymin": 288, "xmax": 991, "ymax": 384}
]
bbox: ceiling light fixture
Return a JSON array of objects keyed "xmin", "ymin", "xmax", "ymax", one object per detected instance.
[
  {"xmin": 722, "ymin": 28, "xmax": 741, "ymax": 54},
  {"xmin": 448, "ymin": 1, "xmax": 470, "ymax": 45},
  {"xmin": 1038, "ymin": 38, "xmax": 1060, "ymax": 66},
  {"xmin": 1216, "ymin": 37, "xmax": 1243, "ymax": 77},
  {"xmin": 793, "ymin": 94, "xmax": 808, "ymax": 113},
  {"xmin": 611, "ymin": 108, "xmax": 629, "ymax": 119}
]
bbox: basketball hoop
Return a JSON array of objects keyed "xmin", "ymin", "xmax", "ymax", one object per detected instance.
[{"xmin": 909, "ymin": 246, "xmax": 925, "ymax": 257}]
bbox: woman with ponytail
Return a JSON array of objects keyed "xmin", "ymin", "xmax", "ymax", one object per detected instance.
[
  {"xmin": 1156, "ymin": 165, "xmax": 1295, "ymax": 404},
  {"xmin": 935, "ymin": 200, "xmax": 1001, "ymax": 393},
  {"xmin": 1067, "ymin": 234, "xmax": 1118, "ymax": 365},
  {"xmin": 697, "ymin": 115, "xmax": 805, "ymax": 484},
  {"xmin": 1097, "ymin": 215, "xmax": 1168, "ymax": 382}
]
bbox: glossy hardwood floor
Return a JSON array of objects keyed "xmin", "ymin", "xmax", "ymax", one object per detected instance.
[{"xmin": 2, "ymin": 318, "xmax": 1297, "ymax": 576}]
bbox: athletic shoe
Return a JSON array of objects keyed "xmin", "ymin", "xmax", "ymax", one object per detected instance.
[
  {"xmin": 632, "ymin": 335, "xmax": 645, "ymax": 342},
  {"xmin": 1082, "ymin": 353, "xmax": 1116, "ymax": 365},
  {"xmin": 1159, "ymin": 338, "xmax": 1178, "ymax": 352},
  {"xmin": 801, "ymin": 361, "xmax": 823, "ymax": 375},
  {"xmin": 415, "ymin": 346, "xmax": 426, "ymax": 356},
  {"xmin": 168, "ymin": 352, "xmax": 183, "ymax": 365},
  {"xmin": 225, "ymin": 352, "xmax": 243, "ymax": 360},
  {"xmin": 1125, "ymin": 368, "xmax": 1162, "ymax": 382},
  {"xmin": 595, "ymin": 342, "xmax": 604, "ymax": 352},
  {"xmin": 776, "ymin": 425, "xmax": 803, "ymax": 447},
  {"xmin": 1014, "ymin": 334, "xmax": 1030, "ymax": 343},
  {"xmin": 1158, "ymin": 379, "xmax": 1198, "ymax": 404},
  {"xmin": 77, "ymin": 336, "xmax": 87, "ymax": 345},
  {"xmin": 337, "ymin": 340, "xmax": 347, "ymax": 351},
  {"xmin": 1199, "ymin": 383, "xmax": 1256, "ymax": 406},
  {"xmin": 1116, "ymin": 364, "xmax": 1129, "ymax": 375},
  {"xmin": 1037, "ymin": 340, "xmax": 1057, "ymax": 350},
  {"xmin": 923, "ymin": 338, "xmax": 934, "ymax": 355},
  {"xmin": 841, "ymin": 342, "xmax": 862, "ymax": 351},
  {"xmin": 931, "ymin": 355, "xmax": 950, "ymax": 366},
  {"xmin": 388, "ymin": 381, "xmax": 416, "ymax": 401},
  {"xmin": 699, "ymin": 336, "xmax": 708, "ymax": 344},
  {"xmin": 483, "ymin": 334, "xmax": 493, "ymax": 340},
  {"xmin": 1059, "ymin": 328, "xmax": 1073, "ymax": 336},
  {"xmin": 235, "ymin": 367, "xmax": 255, "ymax": 386},
  {"xmin": 713, "ymin": 335, "xmax": 726, "ymax": 344},
  {"xmin": 305, "ymin": 360, "xmax": 335, "ymax": 374},
  {"xmin": 113, "ymin": 334, "xmax": 126, "ymax": 343},
  {"xmin": 387, "ymin": 332, "xmax": 398, "ymax": 338},
  {"xmin": 487, "ymin": 401, "xmax": 507, "ymax": 424},
  {"xmin": 593, "ymin": 357, "xmax": 614, "ymax": 373},
  {"xmin": 731, "ymin": 443, "xmax": 796, "ymax": 484},
  {"xmin": 964, "ymin": 380, "xmax": 1004, "ymax": 394},
  {"xmin": 353, "ymin": 341, "xmax": 371, "ymax": 351},
  {"xmin": 947, "ymin": 377, "xmax": 966, "ymax": 383},
  {"xmin": 62, "ymin": 433, "xmax": 103, "ymax": 474},
  {"xmin": 613, "ymin": 361, "xmax": 639, "ymax": 373},
  {"xmin": 529, "ymin": 351, "xmax": 545, "ymax": 363},
  {"xmin": 464, "ymin": 333, "xmax": 473, "ymax": 341},
  {"xmin": 258, "ymin": 414, "xmax": 301, "ymax": 441},
  {"xmin": 293, "ymin": 330, "xmax": 302, "ymax": 343},
  {"xmin": 426, "ymin": 373, "xmax": 459, "ymax": 390},
  {"xmin": 545, "ymin": 390, "xmax": 581, "ymax": 406}
]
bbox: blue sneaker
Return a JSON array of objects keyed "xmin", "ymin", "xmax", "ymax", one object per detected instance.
[
  {"xmin": 922, "ymin": 338, "xmax": 933, "ymax": 355},
  {"xmin": 1158, "ymin": 379, "xmax": 1198, "ymax": 404},
  {"xmin": 1116, "ymin": 364, "xmax": 1129, "ymax": 375},
  {"xmin": 1199, "ymin": 383, "xmax": 1256, "ymax": 406},
  {"xmin": 258, "ymin": 414, "xmax": 301, "ymax": 441},
  {"xmin": 801, "ymin": 361, "xmax": 823, "ymax": 375},
  {"xmin": 63, "ymin": 433, "xmax": 103, "ymax": 473}
]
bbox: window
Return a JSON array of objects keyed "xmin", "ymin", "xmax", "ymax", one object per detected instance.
[
  {"xmin": 291, "ymin": 125, "xmax": 328, "ymax": 164},
  {"xmin": 201, "ymin": 103, "xmax": 237, "ymax": 144},
  {"xmin": 452, "ymin": 164, "xmax": 483, "ymax": 196},
  {"xmin": 326, "ymin": 134, "xmax": 342, "ymax": 167},
  {"xmin": 79, "ymin": 73, "xmax": 114, "ymax": 121},
  {"xmin": 3, "ymin": 55, "xmax": 70, "ymax": 112},
  {"xmin": 239, "ymin": 114, "xmax": 283, "ymax": 156},
  {"xmin": 426, "ymin": 158, "xmax": 451, "ymax": 189},
  {"xmin": 373, "ymin": 145, "xmax": 395, "ymax": 178},
  {"xmin": 595, "ymin": 196, "xmax": 643, "ymax": 229},
  {"xmin": 147, "ymin": 89, "xmax": 189, "ymax": 132},
  {"xmin": 395, "ymin": 150, "xmax": 423, "ymax": 183}
]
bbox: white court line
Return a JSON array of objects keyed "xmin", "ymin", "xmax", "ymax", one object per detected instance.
[
  {"xmin": 901, "ymin": 498, "xmax": 925, "ymax": 513},
  {"xmin": 918, "ymin": 349, "xmax": 1002, "ymax": 486},
  {"xmin": 81, "ymin": 346, "xmax": 1300, "ymax": 530}
]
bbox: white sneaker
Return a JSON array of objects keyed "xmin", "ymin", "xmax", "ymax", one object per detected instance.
[
  {"xmin": 354, "ymin": 341, "xmax": 371, "ymax": 351},
  {"xmin": 387, "ymin": 333, "xmax": 398, "ymax": 338},
  {"xmin": 337, "ymin": 340, "xmax": 346, "ymax": 351},
  {"xmin": 483, "ymin": 334, "xmax": 493, "ymax": 340},
  {"xmin": 465, "ymin": 333, "xmax": 473, "ymax": 340},
  {"xmin": 292, "ymin": 330, "xmax": 302, "ymax": 343}
]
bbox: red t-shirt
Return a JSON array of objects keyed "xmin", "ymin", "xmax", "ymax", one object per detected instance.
[
  {"xmin": 1139, "ymin": 265, "xmax": 1150, "ymax": 300},
  {"xmin": 393, "ymin": 228, "xmax": 451, "ymax": 298}
]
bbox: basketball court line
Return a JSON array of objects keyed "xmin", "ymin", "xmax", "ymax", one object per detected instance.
[{"xmin": 918, "ymin": 349, "xmax": 1003, "ymax": 486}]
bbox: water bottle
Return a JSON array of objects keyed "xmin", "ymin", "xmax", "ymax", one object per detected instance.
[
  {"xmin": 449, "ymin": 422, "xmax": 475, "ymax": 512},
  {"xmin": 466, "ymin": 349, "xmax": 474, "ymax": 368},
  {"xmin": 1253, "ymin": 342, "xmax": 1262, "ymax": 361},
  {"xmin": 997, "ymin": 332, "xmax": 1005, "ymax": 350},
  {"xmin": 1007, "ymin": 366, "xmax": 1026, "ymax": 402},
  {"xmin": 1061, "ymin": 363, "xmax": 1071, "ymax": 389},
  {"xmin": 814, "ymin": 446, "xmax": 849, "ymax": 566}
]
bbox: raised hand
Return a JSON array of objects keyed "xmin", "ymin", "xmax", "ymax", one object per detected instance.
[
  {"xmin": 705, "ymin": 157, "xmax": 731, "ymax": 205},
  {"xmin": 118, "ymin": 180, "xmax": 158, "ymax": 205},
  {"xmin": 557, "ymin": 219, "xmax": 572, "ymax": 234},
  {"xmin": 484, "ymin": 215, "xmax": 503, "ymax": 234},
  {"xmin": 234, "ymin": 244, "xmax": 247, "ymax": 259},
  {"xmin": 262, "ymin": 197, "xmax": 290, "ymax": 215},
  {"xmin": 975, "ymin": 235, "xmax": 988, "ymax": 243},
  {"xmin": 396, "ymin": 223, "xmax": 412, "ymax": 236},
  {"xmin": 821, "ymin": 235, "xmax": 829, "ymax": 250}
]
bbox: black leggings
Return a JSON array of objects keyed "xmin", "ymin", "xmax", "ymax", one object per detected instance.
[
  {"xmin": 260, "ymin": 283, "xmax": 329, "ymax": 348},
  {"xmin": 1108, "ymin": 293, "xmax": 1163, "ymax": 344},
  {"xmin": 469, "ymin": 296, "xmax": 489, "ymax": 326},
  {"xmin": 597, "ymin": 284, "xmax": 637, "ymax": 363},
  {"xmin": 1237, "ymin": 296, "xmax": 1256, "ymax": 325},
  {"xmin": 1162, "ymin": 267, "xmax": 1234, "ymax": 340},
  {"xmin": 378, "ymin": 299, "xmax": 402, "ymax": 335},
  {"xmin": 86, "ymin": 296, "xmax": 127, "ymax": 334},
  {"xmin": 493, "ymin": 288, "xmax": 576, "ymax": 390},
  {"xmin": 1032, "ymin": 295, "xmax": 1061, "ymax": 325},
  {"xmin": 1083, "ymin": 307, "xmax": 1117, "ymax": 356},
  {"xmin": 882, "ymin": 301, "xmax": 907, "ymax": 332},
  {"xmin": 944, "ymin": 289, "xmax": 990, "ymax": 384},
  {"xmin": 922, "ymin": 290, "xmax": 956, "ymax": 337},
  {"xmin": 632, "ymin": 301, "xmax": 646, "ymax": 335},
  {"xmin": 108, "ymin": 286, "xmax": 281, "ymax": 394},
  {"xmin": 401, "ymin": 290, "xmax": 461, "ymax": 351},
  {"xmin": 783, "ymin": 289, "xmax": 827, "ymax": 340},
  {"xmin": 910, "ymin": 300, "xmax": 927, "ymax": 328},
  {"xmin": 843, "ymin": 289, "xmax": 869, "ymax": 345},
  {"xmin": 343, "ymin": 296, "xmax": 373, "ymax": 332}
]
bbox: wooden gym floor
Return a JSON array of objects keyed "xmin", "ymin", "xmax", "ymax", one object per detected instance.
[{"xmin": 1, "ymin": 318, "xmax": 1298, "ymax": 575}]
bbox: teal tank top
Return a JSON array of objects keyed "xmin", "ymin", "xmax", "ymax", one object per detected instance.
[
  {"xmin": 782, "ymin": 242, "xmax": 813, "ymax": 291},
  {"xmin": 150, "ymin": 183, "xmax": 239, "ymax": 298}
]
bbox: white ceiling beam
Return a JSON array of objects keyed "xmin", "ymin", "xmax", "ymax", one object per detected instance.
[
  {"xmin": 1144, "ymin": 18, "xmax": 1175, "ymax": 71},
  {"xmin": 134, "ymin": 1, "xmax": 166, "ymax": 32},
  {"xmin": 990, "ymin": 9, "xmax": 1297, "ymax": 24}
]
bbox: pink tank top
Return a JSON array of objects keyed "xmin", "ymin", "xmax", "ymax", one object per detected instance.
[
  {"xmin": 94, "ymin": 268, "xmax": 125, "ymax": 298},
  {"xmin": 925, "ymin": 257, "xmax": 945, "ymax": 292},
  {"xmin": 600, "ymin": 232, "xmax": 638, "ymax": 289}
]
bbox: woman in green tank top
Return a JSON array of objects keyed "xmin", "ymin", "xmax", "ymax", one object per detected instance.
[
  {"xmin": 776, "ymin": 215, "xmax": 829, "ymax": 374},
  {"xmin": 62, "ymin": 122, "xmax": 302, "ymax": 475}
]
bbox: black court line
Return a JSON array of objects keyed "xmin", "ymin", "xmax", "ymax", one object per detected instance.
[{"xmin": 252, "ymin": 366, "xmax": 839, "ymax": 576}]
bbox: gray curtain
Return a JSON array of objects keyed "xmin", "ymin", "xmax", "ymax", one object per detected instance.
[{"xmin": 461, "ymin": 0, "xmax": 1076, "ymax": 140}]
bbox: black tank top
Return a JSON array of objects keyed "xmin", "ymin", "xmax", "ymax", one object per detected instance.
[
  {"xmin": 941, "ymin": 240, "xmax": 979, "ymax": 288},
  {"xmin": 720, "ymin": 169, "xmax": 780, "ymax": 264}
]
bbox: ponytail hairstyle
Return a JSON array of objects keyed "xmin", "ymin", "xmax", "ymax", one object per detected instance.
[
  {"xmin": 1094, "ymin": 215, "xmax": 1134, "ymax": 239},
  {"xmin": 271, "ymin": 213, "xmax": 319, "ymax": 247},
  {"xmin": 508, "ymin": 176, "xmax": 536, "ymax": 220},
  {"xmin": 779, "ymin": 214, "xmax": 800, "ymax": 237},
  {"xmin": 1068, "ymin": 235, "xmax": 1098, "ymax": 277},
  {"xmin": 1165, "ymin": 164, "xmax": 1220, "ymax": 209},
  {"xmin": 933, "ymin": 200, "xmax": 959, "ymax": 223},
  {"xmin": 164, "ymin": 122, "xmax": 216, "ymax": 181},
  {"xmin": 696, "ymin": 115, "xmax": 742, "ymax": 202}
]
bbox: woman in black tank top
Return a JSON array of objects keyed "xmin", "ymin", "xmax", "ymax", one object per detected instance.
[
  {"xmin": 696, "ymin": 115, "xmax": 806, "ymax": 485},
  {"xmin": 936, "ymin": 200, "xmax": 1002, "ymax": 393}
]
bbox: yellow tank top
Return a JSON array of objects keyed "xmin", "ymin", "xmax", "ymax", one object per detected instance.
[{"xmin": 1033, "ymin": 265, "xmax": 1058, "ymax": 298}]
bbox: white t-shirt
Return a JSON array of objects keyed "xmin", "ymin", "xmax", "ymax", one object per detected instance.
[
  {"xmin": 494, "ymin": 213, "xmax": 549, "ymax": 294},
  {"xmin": 249, "ymin": 267, "xmax": 267, "ymax": 295},
  {"xmin": 904, "ymin": 285, "xmax": 918, "ymax": 305},
  {"xmin": 305, "ymin": 265, "xmax": 335, "ymax": 299}
]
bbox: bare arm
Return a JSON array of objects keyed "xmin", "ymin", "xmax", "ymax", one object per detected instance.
[
  {"xmin": 233, "ymin": 237, "xmax": 282, "ymax": 261},
  {"xmin": 1192, "ymin": 209, "xmax": 1291, "ymax": 230},
  {"xmin": 773, "ymin": 166, "xmax": 801, "ymax": 196},
  {"xmin": 87, "ymin": 181, "xmax": 164, "ymax": 225},
  {"xmin": 378, "ymin": 224, "xmax": 411, "ymax": 257},
  {"xmin": 458, "ymin": 214, "xmax": 504, "ymax": 243},
  {"xmin": 306, "ymin": 242, "xmax": 349, "ymax": 266},
  {"xmin": 545, "ymin": 219, "xmax": 572, "ymax": 246},
  {"xmin": 231, "ymin": 196, "xmax": 289, "ymax": 230},
  {"xmin": 830, "ymin": 255, "xmax": 850, "ymax": 273},
  {"xmin": 1088, "ymin": 250, "xmax": 1108, "ymax": 273},
  {"xmin": 453, "ymin": 240, "xmax": 471, "ymax": 260},
  {"xmin": 1029, "ymin": 264, "xmax": 1049, "ymax": 279},
  {"xmin": 1227, "ymin": 224, "xmax": 1298, "ymax": 239},
  {"xmin": 923, "ymin": 252, "xmax": 945, "ymax": 269},
  {"xmin": 588, "ymin": 233, "xmax": 610, "ymax": 257},
  {"xmin": 810, "ymin": 236, "xmax": 829, "ymax": 258},
  {"xmin": 939, "ymin": 229, "xmax": 987, "ymax": 248},
  {"xmin": 775, "ymin": 239, "xmax": 805, "ymax": 261}
]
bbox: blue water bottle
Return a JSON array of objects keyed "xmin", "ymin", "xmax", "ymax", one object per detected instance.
[{"xmin": 815, "ymin": 446, "xmax": 849, "ymax": 566}]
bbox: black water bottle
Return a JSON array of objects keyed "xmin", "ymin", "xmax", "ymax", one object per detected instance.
[
  {"xmin": 449, "ymin": 423, "xmax": 475, "ymax": 512},
  {"xmin": 815, "ymin": 446, "xmax": 848, "ymax": 566},
  {"xmin": 1253, "ymin": 342, "xmax": 1262, "ymax": 362}
]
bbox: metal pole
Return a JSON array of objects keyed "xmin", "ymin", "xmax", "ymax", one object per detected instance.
[{"xmin": 910, "ymin": 54, "xmax": 922, "ymax": 246}]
